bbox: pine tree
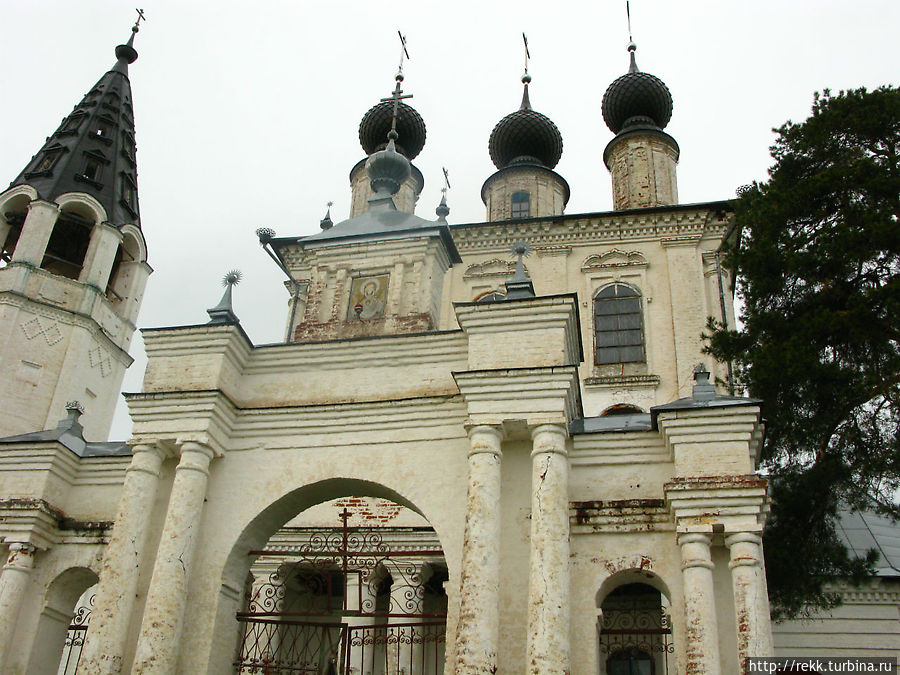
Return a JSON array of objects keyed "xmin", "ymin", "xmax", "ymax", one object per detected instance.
[{"xmin": 707, "ymin": 87, "xmax": 900, "ymax": 618}]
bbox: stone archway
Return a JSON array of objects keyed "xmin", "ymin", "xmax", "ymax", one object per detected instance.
[
  {"xmin": 215, "ymin": 478, "xmax": 449, "ymax": 675},
  {"xmin": 596, "ymin": 571, "xmax": 674, "ymax": 675},
  {"xmin": 26, "ymin": 566, "xmax": 98, "ymax": 675}
]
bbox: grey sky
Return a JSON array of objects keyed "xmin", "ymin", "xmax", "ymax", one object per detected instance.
[{"xmin": 2, "ymin": 1, "xmax": 898, "ymax": 439}]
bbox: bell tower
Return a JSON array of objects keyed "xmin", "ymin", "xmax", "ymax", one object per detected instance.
[{"xmin": 0, "ymin": 21, "xmax": 151, "ymax": 440}]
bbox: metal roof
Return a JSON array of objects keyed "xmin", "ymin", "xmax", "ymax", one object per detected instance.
[{"xmin": 837, "ymin": 510, "xmax": 900, "ymax": 577}]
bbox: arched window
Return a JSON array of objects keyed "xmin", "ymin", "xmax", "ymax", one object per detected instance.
[
  {"xmin": 594, "ymin": 284, "xmax": 644, "ymax": 365},
  {"xmin": 511, "ymin": 191, "xmax": 530, "ymax": 219}
]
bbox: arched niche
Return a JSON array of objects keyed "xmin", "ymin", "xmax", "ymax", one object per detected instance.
[
  {"xmin": 26, "ymin": 566, "xmax": 99, "ymax": 675},
  {"xmin": 41, "ymin": 195, "xmax": 105, "ymax": 280},
  {"xmin": 596, "ymin": 570, "xmax": 674, "ymax": 675},
  {"xmin": 105, "ymin": 224, "xmax": 148, "ymax": 318}
]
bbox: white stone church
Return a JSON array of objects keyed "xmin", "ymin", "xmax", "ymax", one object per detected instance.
[{"xmin": 0, "ymin": 20, "xmax": 896, "ymax": 675}]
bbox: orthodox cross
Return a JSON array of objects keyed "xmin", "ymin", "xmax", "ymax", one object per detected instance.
[
  {"xmin": 626, "ymin": 1, "xmax": 633, "ymax": 43},
  {"xmin": 134, "ymin": 8, "xmax": 146, "ymax": 30},
  {"xmin": 522, "ymin": 33, "xmax": 530, "ymax": 76},
  {"xmin": 442, "ymin": 167, "xmax": 451, "ymax": 197},
  {"xmin": 380, "ymin": 32, "xmax": 413, "ymax": 137},
  {"xmin": 397, "ymin": 31, "xmax": 410, "ymax": 75}
]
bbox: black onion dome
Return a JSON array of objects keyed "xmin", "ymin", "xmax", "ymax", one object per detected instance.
[
  {"xmin": 602, "ymin": 70, "xmax": 673, "ymax": 134},
  {"xmin": 489, "ymin": 105, "xmax": 563, "ymax": 170},
  {"xmin": 359, "ymin": 101, "xmax": 426, "ymax": 160}
]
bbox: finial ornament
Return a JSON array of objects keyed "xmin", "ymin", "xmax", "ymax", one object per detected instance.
[
  {"xmin": 522, "ymin": 33, "xmax": 531, "ymax": 81},
  {"xmin": 436, "ymin": 167, "xmax": 451, "ymax": 221},
  {"xmin": 504, "ymin": 241, "xmax": 536, "ymax": 300},
  {"xmin": 625, "ymin": 1, "xmax": 639, "ymax": 72},
  {"xmin": 66, "ymin": 401, "xmax": 85, "ymax": 414},
  {"xmin": 134, "ymin": 8, "xmax": 146, "ymax": 32},
  {"xmin": 208, "ymin": 270, "xmax": 242, "ymax": 324},
  {"xmin": 320, "ymin": 201, "xmax": 334, "ymax": 230},
  {"xmin": 256, "ymin": 227, "xmax": 276, "ymax": 244},
  {"xmin": 397, "ymin": 31, "xmax": 410, "ymax": 77},
  {"xmin": 222, "ymin": 269, "xmax": 242, "ymax": 287},
  {"xmin": 380, "ymin": 34, "xmax": 414, "ymax": 142}
]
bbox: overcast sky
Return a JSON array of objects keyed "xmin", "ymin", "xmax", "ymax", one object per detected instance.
[{"xmin": 2, "ymin": 1, "xmax": 899, "ymax": 440}]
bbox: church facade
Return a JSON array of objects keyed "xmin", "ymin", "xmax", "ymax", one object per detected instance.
[{"xmin": 0, "ymin": 25, "xmax": 784, "ymax": 675}]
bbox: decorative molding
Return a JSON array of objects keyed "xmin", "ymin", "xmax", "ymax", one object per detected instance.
[
  {"xmin": 584, "ymin": 374, "xmax": 660, "ymax": 389},
  {"xmin": 582, "ymin": 249, "xmax": 648, "ymax": 271},
  {"xmin": 21, "ymin": 317, "xmax": 63, "ymax": 346},
  {"xmin": 88, "ymin": 344, "xmax": 113, "ymax": 377},
  {"xmin": 463, "ymin": 259, "xmax": 520, "ymax": 279},
  {"xmin": 535, "ymin": 245, "xmax": 571, "ymax": 258}
]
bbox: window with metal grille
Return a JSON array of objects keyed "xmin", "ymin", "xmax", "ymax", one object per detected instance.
[
  {"xmin": 511, "ymin": 191, "xmax": 530, "ymax": 219},
  {"xmin": 594, "ymin": 284, "xmax": 645, "ymax": 364}
]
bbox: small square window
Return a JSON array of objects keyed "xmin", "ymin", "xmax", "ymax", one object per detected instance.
[{"xmin": 82, "ymin": 160, "xmax": 102, "ymax": 182}]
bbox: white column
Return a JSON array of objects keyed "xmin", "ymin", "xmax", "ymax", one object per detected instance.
[
  {"xmin": 80, "ymin": 221, "xmax": 123, "ymax": 288},
  {"xmin": 79, "ymin": 444, "xmax": 166, "ymax": 674},
  {"xmin": 526, "ymin": 423, "xmax": 570, "ymax": 675},
  {"xmin": 11, "ymin": 199, "xmax": 59, "ymax": 266},
  {"xmin": 0, "ymin": 542, "xmax": 37, "ymax": 666},
  {"xmin": 131, "ymin": 442, "xmax": 215, "ymax": 674},
  {"xmin": 678, "ymin": 533, "xmax": 722, "ymax": 675},
  {"xmin": 454, "ymin": 424, "xmax": 503, "ymax": 674},
  {"xmin": 345, "ymin": 571, "xmax": 378, "ymax": 675},
  {"xmin": 725, "ymin": 533, "xmax": 774, "ymax": 665}
]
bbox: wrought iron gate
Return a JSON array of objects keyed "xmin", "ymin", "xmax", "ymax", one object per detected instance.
[
  {"xmin": 598, "ymin": 603, "xmax": 673, "ymax": 675},
  {"xmin": 235, "ymin": 509, "xmax": 447, "ymax": 675},
  {"xmin": 58, "ymin": 594, "xmax": 94, "ymax": 675}
]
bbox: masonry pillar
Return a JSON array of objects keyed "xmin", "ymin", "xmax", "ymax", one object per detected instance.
[
  {"xmin": 79, "ymin": 443, "xmax": 166, "ymax": 674},
  {"xmin": 678, "ymin": 533, "xmax": 722, "ymax": 675},
  {"xmin": 526, "ymin": 423, "xmax": 570, "ymax": 675},
  {"xmin": 345, "ymin": 571, "xmax": 378, "ymax": 675},
  {"xmin": 454, "ymin": 424, "xmax": 503, "ymax": 674},
  {"xmin": 0, "ymin": 542, "xmax": 37, "ymax": 667},
  {"xmin": 11, "ymin": 199, "xmax": 59, "ymax": 266},
  {"xmin": 131, "ymin": 441, "xmax": 215, "ymax": 674},
  {"xmin": 81, "ymin": 221, "xmax": 123, "ymax": 289},
  {"xmin": 725, "ymin": 533, "xmax": 773, "ymax": 667},
  {"xmin": 388, "ymin": 561, "xmax": 432, "ymax": 675}
]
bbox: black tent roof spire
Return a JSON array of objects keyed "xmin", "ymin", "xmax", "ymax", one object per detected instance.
[{"xmin": 7, "ymin": 13, "xmax": 145, "ymax": 228}]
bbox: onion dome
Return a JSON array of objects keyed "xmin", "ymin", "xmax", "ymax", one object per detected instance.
[
  {"xmin": 359, "ymin": 100, "xmax": 426, "ymax": 160},
  {"xmin": 601, "ymin": 43, "xmax": 673, "ymax": 134},
  {"xmin": 489, "ymin": 75, "xmax": 563, "ymax": 170}
]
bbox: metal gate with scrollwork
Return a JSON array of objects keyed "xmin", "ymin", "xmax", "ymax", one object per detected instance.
[
  {"xmin": 599, "ymin": 594, "xmax": 673, "ymax": 675},
  {"xmin": 58, "ymin": 594, "xmax": 94, "ymax": 675},
  {"xmin": 234, "ymin": 509, "xmax": 447, "ymax": 675}
]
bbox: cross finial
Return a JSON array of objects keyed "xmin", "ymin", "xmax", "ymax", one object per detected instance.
[
  {"xmin": 397, "ymin": 31, "xmax": 410, "ymax": 76},
  {"xmin": 380, "ymin": 35, "xmax": 414, "ymax": 141},
  {"xmin": 522, "ymin": 33, "xmax": 531, "ymax": 77},
  {"xmin": 134, "ymin": 8, "xmax": 146, "ymax": 31},
  {"xmin": 442, "ymin": 167, "xmax": 451, "ymax": 196},
  {"xmin": 626, "ymin": 1, "xmax": 633, "ymax": 44}
]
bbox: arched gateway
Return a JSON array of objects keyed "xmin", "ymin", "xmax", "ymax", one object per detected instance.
[{"xmin": 0, "ymin": 22, "xmax": 779, "ymax": 675}]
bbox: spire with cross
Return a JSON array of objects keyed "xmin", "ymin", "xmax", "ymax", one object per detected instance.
[{"xmin": 380, "ymin": 32, "xmax": 414, "ymax": 143}]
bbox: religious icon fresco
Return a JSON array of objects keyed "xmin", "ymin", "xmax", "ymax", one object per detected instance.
[{"xmin": 347, "ymin": 274, "xmax": 389, "ymax": 320}]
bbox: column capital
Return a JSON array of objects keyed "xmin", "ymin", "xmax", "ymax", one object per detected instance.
[
  {"xmin": 4, "ymin": 543, "xmax": 36, "ymax": 560},
  {"xmin": 724, "ymin": 532, "xmax": 762, "ymax": 548},
  {"xmin": 530, "ymin": 423, "xmax": 568, "ymax": 458},
  {"xmin": 678, "ymin": 532, "xmax": 715, "ymax": 571},
  {"xmin": 466, "ymin": 424, "xmax": 503, "ymax": 457}
]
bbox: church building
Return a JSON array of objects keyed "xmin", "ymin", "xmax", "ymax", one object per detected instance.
[{"xmin": 2, "ymin": 18, "xmax": 887, "ymax": 675}]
